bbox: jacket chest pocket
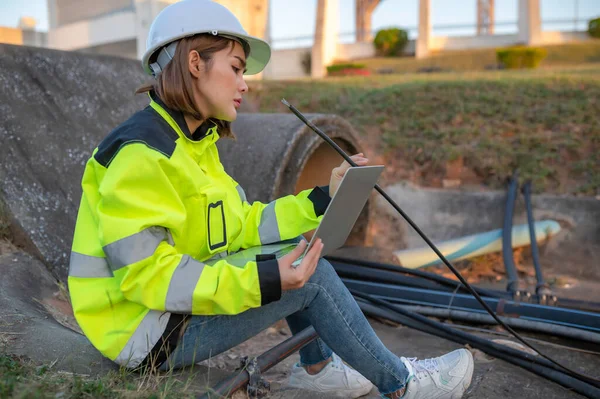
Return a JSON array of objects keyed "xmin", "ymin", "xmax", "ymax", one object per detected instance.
[{"xmin": 205, "ymin": 188, "xmax": 228, "ymax": 254}]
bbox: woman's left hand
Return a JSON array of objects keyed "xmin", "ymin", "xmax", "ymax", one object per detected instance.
[{"xmin": 329, "ymin": 153, "xmax": 369, "ymax": 197}]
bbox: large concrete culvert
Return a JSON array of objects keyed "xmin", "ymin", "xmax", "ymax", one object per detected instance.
[
  {"xmin": 0, "ymin": 44, "xmax": 370, "ymax": 283},
  {"xmin": 224, "ymin": 113, "xmax": 368, "ymax": 246}
]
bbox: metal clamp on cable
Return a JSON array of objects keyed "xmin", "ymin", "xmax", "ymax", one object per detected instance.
[
  {"xmin": 238, "ymin": 356, "xmax": 270, "ymax": 399},
  {"xmin": 511, "ymin": 281, "xmax": 533, "ymax": 304},
  {"xmin": 512, "ymin": 286, "xmax": 532, "ymax": 304},
  {"xmin": 536, "ymin": 284, "xmax": 557, "ymax": 306}
]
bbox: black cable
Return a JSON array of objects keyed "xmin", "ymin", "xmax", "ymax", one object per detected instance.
[
  {"xmin": 327, "ymin": 256, "xmax": 502, "ymax": 297},
  {"xmin": 351, "ymin": 290, "xmax": 600, "ymax": 392},
  {"xmin": 327, "ymin": 256, "xmax": 600, "ymax": 313},
  {"xmin": 281, "ymin": 98, "xmax": 600, "ymax": 383},
  {"xmin": 388, "ymin": 304, "xmax": 600, "ymax": 345},
  {"xmin": 502, "ymin": 171, "xmax": 523, "ymax": 295},
  {"xmin": 331, "ymin": 260, "xmax": 451, "ymax": 291},
  {"xmin": 354, "ymin": 298, "xmax": 600, "ymax": 398},
  {"xmin": 522, "ymin": 180, "xmax": 553, "ymax": 300},
  {"xmin": 341, "ymin": 278, "xmax": 600, "ymax": 333}
]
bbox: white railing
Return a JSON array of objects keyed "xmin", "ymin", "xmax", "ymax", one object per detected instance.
[{"xmin": 270, "ymin": 18, "xmax": 594, "ymax": 49}]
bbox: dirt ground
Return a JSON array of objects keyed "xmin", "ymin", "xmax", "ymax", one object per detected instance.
[{"xmin": 184, "ymin": 312, "xmax": 599, "ymax": 398}]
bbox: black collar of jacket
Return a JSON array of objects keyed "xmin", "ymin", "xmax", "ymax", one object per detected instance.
[{"xmin": 149, "ymin": 90, "xmax": 214, "ymax": 141}]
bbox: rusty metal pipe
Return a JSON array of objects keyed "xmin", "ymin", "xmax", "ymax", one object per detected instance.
[{"xmin": 198, "ymin": 327, "xmax": 317, "ymax": 398}]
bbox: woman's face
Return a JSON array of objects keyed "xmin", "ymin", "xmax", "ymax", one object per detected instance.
[{"xmin": 190, "ymin": 41, "xmax": 248, "ymax": 122}]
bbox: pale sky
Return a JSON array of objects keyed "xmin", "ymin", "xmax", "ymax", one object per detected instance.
[{"xmin": 1, "ymin": 0, "xmax": 599, "ymax": 48}]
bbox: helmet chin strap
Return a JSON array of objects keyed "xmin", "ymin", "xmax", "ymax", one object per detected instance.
[
  {"xmin": 150, "ymin": 41, "xmax": 178, "ymax": 78},
  {"xmin": 149, "ymin": 33, "xmax": 250, "ymax": 78}
]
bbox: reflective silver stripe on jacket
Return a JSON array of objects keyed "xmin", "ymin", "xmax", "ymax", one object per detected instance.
[
  {"xmin": 103, "ymin": 226, "xmax": 169, "ymax": 271},
  {"xmin": 235, "ymin": 184, "xmax": 247, "ymax": 203},
  {"xmin": 165, "ymin": 255, "xmax": 205, "ymax": 312},
  {"xmin": 114, "ymin": 309, "xmax": 170, "ymax": 368},
  {"xmin": 69, "ymin": 252, "xmax": 113, "ymax": 278},
  {"xmin": 258, "ymin": 202, "xmax": 281, "ymax": 244},
  {"xmin": 206, "ymin": 250, "xmax": 255, "ymax": 268}
]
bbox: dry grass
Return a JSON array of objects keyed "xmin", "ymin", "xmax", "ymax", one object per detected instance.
[
  {"xmin": 248, "ymin": 64, "xmax": 600, "ymax": 195},
  {"xmin": 0, "ymin": 351, "xmax": 217, "ymax": 399}
]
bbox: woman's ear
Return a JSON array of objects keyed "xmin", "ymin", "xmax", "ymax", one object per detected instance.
[{"xmin": 188, "ymin": 50, "xmax": 202, "ymax": 78}]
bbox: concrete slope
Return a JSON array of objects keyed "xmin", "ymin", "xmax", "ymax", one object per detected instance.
[
  {"xmin": 0, "ymin": 250, "xmax": 117, "ymax": 375},
  {"xmin": 0, "ymin": 43, "xmax": 149, "ymax": 281}
]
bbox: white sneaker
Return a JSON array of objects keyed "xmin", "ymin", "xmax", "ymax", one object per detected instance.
[
  {"xmin": 400, "ymin": 349, "xmax": 474, "ymax": 399},
  {"xmin": 288, "ymin": 353, "xmax": 374, "ymax": 398}
]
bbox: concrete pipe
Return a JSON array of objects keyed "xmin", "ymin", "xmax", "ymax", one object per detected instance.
[{"xmin": 223, "ymin": 113, "xmax": 369, "ymax": 246}]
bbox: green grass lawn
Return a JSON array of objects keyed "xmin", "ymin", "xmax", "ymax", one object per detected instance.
[{"xmin": 248, "ymin": 64, "xmax": 600, "ymax": 195}]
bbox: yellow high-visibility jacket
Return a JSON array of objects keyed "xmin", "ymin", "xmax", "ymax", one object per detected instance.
[{"xmin": 68, "ymin": 92, "xmax": 331, "ymax": 369}]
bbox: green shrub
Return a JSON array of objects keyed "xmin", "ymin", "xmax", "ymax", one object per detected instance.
[
  {"xmin": 589, "ymin": 17, "xmax": 600, "ymax": 38},
  {"xmin": 326, "ymin": 63, "xmax": 366, "ymax": 73},
  {"xmin": 496, "ymin": 47, "xmax": 547, "ymax": 69},
  {"xmin": 373, "ymin": 28, "xmax": 408, "ymax": 57},
  {"xmin": 326, "ymin": 63, "xmax": 370, "ymax": 77}
]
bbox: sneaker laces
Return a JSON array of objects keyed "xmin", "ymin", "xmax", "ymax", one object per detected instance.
[
  {"xmin": 330, "ymin": 354, "xmax": 352, "ymax": 386},
  {"xmin": 405, "ymin": 357, "xmax": 439, "ymax": 380}
]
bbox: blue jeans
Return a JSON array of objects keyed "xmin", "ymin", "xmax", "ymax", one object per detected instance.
[{"xmin": 159, "ymin": 258, "xmax": 410, "ymax": 394}]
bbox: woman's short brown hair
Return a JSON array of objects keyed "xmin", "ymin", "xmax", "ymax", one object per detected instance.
[{"xmin": 136, "ymin": 34, "xmax": 250, "ymax": 139}]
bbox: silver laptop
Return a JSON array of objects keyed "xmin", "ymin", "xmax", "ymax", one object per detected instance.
[{"xmin": 271, "ymin": 165, "xmax": 384, "ymax": 267}]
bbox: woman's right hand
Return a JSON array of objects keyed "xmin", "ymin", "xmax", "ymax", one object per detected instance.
[{"xmin": 278, "ymin": 239, "xmax": 324, "ymax": 291}]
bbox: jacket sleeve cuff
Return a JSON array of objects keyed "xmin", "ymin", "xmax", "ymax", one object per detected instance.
[
  {"xmin": 308, "ymin": 185, "xmax": 331, "ymax": 217},
  {"xmin": 257, "ymin": 258, "xmax": 281, "ymax": 306}
]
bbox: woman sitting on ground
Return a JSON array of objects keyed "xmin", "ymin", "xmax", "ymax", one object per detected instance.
[{"xmin": 68, "ymin": 1, "xmax": 474, "ymax": 397}]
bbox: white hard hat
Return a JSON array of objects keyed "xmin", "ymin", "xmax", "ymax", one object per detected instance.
[{"xmin": 142, "ymin": 0, "xmax": 271, "ymax": 77}]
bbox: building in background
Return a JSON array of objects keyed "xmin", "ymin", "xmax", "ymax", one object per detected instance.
[
  {"xmin": 0, "ymin": 16, "xmax": 47, "ymax": 47},
  {"xmin": 277, "ymin": 0, "xmax": 595, "ymax": 79},
  {"xmin": 45, "ymin": 0, "xmax": 268, "ymax": 65}
]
